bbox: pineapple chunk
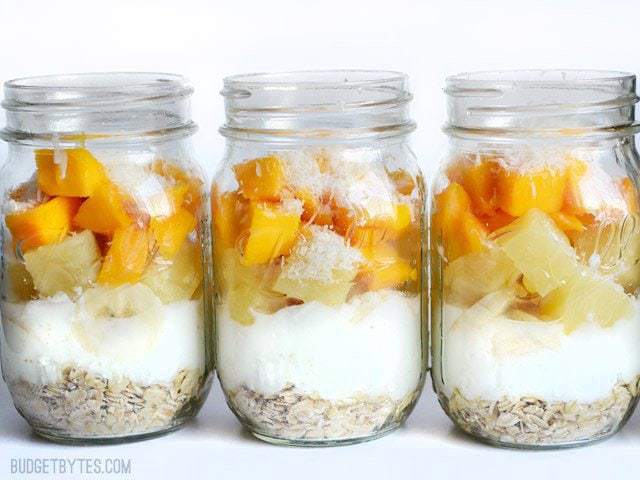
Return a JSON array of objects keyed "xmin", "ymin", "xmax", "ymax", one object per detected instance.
[
  {"xmin": 6, "ymin": 197, "xmax": 82, "ymax": 252},
  {"xmin": 541, "ymin": 272, "xmax": 634, "ymax": 333},
  {"xmin": 4, "ymin": 261, "xmax": 35, "ymax": 302},
  {"xmin": 242, "ymin": 201, "xmax": 301, "ymax": 265},
  {"xmin": 496, "ymin": 166, "xmax": 566, "ymax": 217},
  {"xmin": 219, "ymin": 249, "xmax": 285, "ymax": 325},
  {"xmin": 444, "ymin": 245, "xmax": 519, "ymax": 306},
  {"xmin": 98, "ymin": 224, "xmax": 150, "ymax": 286},
  {"xmin": 36, "ymin": 148, "xmax": 107, "ymax": 197},
  {"xmin": 150, "ymin": 208, "xmax": 196, "ymax": 259},
  {"xmin": 142, "ymin": 240, "xmax": 202, "ymax": 303},
  {"xmin": 233, "ymin": 155, "xmax": 285, "ymax": 201},
  {"xmin": 24, "ymin": 230, "xmax": 101, "ymax": 298},
  {"xmin": 273, "ymin": 226, "xmax": 363, "ymax": 305},
  {"xmin": 495, "ymin": 209, "xmax": 577, "ymax": 296},
  {"xmin": 73, "ymin": 182, "xmax": 132, "ymax": 236}
]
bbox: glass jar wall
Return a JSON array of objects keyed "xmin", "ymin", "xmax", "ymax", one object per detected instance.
[
  {"xmin": 212, "ymin": 71, "xmax": 426, "ymax": 446},
  {"xmin": 0, "ymin": 73, "xmax": 212, "ymax": 443},
  {"xmin": 431, "ymin": 70, "xmax": 640, "ymax": 448}
]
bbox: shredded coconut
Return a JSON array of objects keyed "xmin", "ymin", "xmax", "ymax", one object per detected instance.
[{"xmin": 281, "ymin": 225, "xmax": 364, "ymax": 282}]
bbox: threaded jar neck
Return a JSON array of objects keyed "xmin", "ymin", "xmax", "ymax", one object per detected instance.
[
  {"xmin": 1, "ymin": 72, "xmax": 196, "ymax": 146},
  {"xmin": 444, "ymin": 70, "xmax": 639, "ymax": 141},
  {"xmin": 220, "ymin": 70, "xmax": 415, "ymax": 143}
]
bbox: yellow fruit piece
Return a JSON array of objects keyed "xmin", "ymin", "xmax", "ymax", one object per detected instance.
[
  {"xmin": 455, "ymin": 161, "xmax": 498, "ymax": 216},
  {"xmin": 495, "ymin": 208, "xmax": 577, "ymax": 296},
  {"xmin": 142, "ymin": 240, "xmax": 203, "ymax": 303},
  {"xmin": 387, "ymin": 169, "xmax": 416, "ymax": 195},
  {"xmin": 218, "ymin": 249, "xmax": 286, "ymax": 325},
  {"xmin": 444, "ymin": 245, "xmax": 519, "ymax": 306},
  {"xmin": 562, "ymin": 158, "xmax": 589, "ymax": 216},
  {"xmin": 496, "ymin": 167, "xmax": 567, "ymax": 217},
  {"xmin": 98, "ymin": 224, "xmax": 150, "ymax": 286},
  {"xmin": 150, "ymin": 208, "xmax": 196, "ymax": 259},
  {"xmin": 295, "ymin": 189, "xmax": 334, "ymax": 226},
  {"xmin": 233, "ymin": 155, "xmax": 285, "ymax": 201},
  {"xmin": 4, "ymin": 262, "xmax": 35, "ymax": 302},
  {"xmin": 242, "ymin": 202, "xmax": 301, "ymax": 265},
  {"xmin": 541, "ymin": 272, "xmax": 634, "ymax": 333},
  {"xmin": 344, "ymin": 203, "xmax": 413, "ymax": 248},
  {"xmin": 35, "ymin": 148, "xmax": 107, "ymax": 197},
  {"xmin": 550, "ymin": 211, "xmax": 586, "ymax": 238},
  {"xmin": 73, "ymin": 182, "xmax": 132, "ymax": 236},
  {"xmin": 151, "ymin": 160, "xmax": 204, "ymax": 214},
  {"xmin": 6, "ymin": 197, "xmax": 82, "ymax": 252},
  {"xmin": 24, "ymin": 230, "xmax": 101, "ymax": 298},
  {"xmin": 433, "ymin": 182, "xmax": 475, "ymax": 261},
  {"xmin": 146, "ymin": 182, "xmax": 190, "ymax": 217},
  {"xmin": 620, "ymin": 177, "xmax": 639, "ymax": 215},
  {"xmin": 212, "ymin": 189, "xmax": 248, "ymax": 251},
  {"xmin": 359, "ymin": 243, "xmax": 416, "ymax": 291}
]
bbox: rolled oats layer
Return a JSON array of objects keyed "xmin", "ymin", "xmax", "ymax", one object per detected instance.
[
  {"xmin": 8, "ymin": 367, "xmax": 204, "ymax": 438},
  {"xmin": 440, "ymin": 377, "xmax": 640, "ymax": 446},
  {"xmin": 227, "ymin": 384, "xmax": 418, "ymax": 442}
]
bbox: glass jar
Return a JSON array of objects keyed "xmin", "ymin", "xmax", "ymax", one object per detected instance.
[
  {"xmin": 431, "ymin": 70, "xmax": 640, "ymax": 448},
  {"xmin": 212, "ymin": 70, "xmax": 426, "ymax": 446},
  {"xmin": 0, "ymin": 73, "xmax": 212, "ymax": 443}
]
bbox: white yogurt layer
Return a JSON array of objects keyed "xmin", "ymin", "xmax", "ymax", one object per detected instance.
[
  {"xmin": 218, "ymin": 290, "xmax": 422, "ymax": 401},
  {"xmin": 1, "ymin": 295, "xmax": 205, "ymax": 386},
  {"xmin": 438, "ymin": 301, "xmax": 640, "ymax": 403}
]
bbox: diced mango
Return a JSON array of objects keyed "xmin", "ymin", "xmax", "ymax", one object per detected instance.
[
  {"xmin": 295, "ymin": 189, "xmax": 333, "ymax": 226},
  {"xmin": 73, "ymin": 182, "xmax": 132, "ymax": 235},
  {"xmin": 495, "ymin": 209, "xmax": 577, "ymax": 296},
  {"xmin": 341, "ymin": 203, "xmax": 412, "ymax": 248},
  {"xmin": 150, "ymin": 208, "xmax": 196, "ymax": 259},
  {"xmin": 146, "ymin": 182, "xmax": 190, "ymax": 217},
  {"xmin": 456, "ymin": 161, "xmax": 498, "ymax": 216},
  {"xmin": 36, "ymin": 148, "xmax": 108, "ymax": 197},
  {"xmin": 212, "ymin": 189, "xmax": 249, "ymax": 251},
  {"xmin": 541, "ymin": 272, "xmax": 634, "ymax": 333},
  {"xmin": 562, "ymin": 159, "xmax": 589, "ymax": 216},
  {"xmin": 233, "ymin": 155, "xmax": 285, "ymax": 201},
  {"xmin": 432, "ymin": 183, "xmax": 487, "ymax": 261},
  {"xmin": 481, "ymin": 210, "xmax": 515, "ymax": 232},
  {"xmin": 151, "ymin": 160, "xmax": 204, "ymax": 214},
  {"xmin": 387, "ymin": 169, "xmax": 416, "ymax": 195},
  {"xmin": 242, "ymin": 202, "xmax": 301, "ymax": 265},
  {"xmin": 358, "ymin": 243, "xmax": 416, "ymax": 291},
  {"xmin": 496, "ymin": 167, "xmax": 566, "ymax": 217},
  {"xmin": 620, "ymin": 177, "xmax": 639, "ymax": 215},
  {"xmin": 550, "ymin": 211, "xmax": 586, "ymax": 236},
  {"xmin": 6, "ymin": 197, "xmax": 82, "ymax": 252},
  {"xmin": 98, "ymin": 224, "xmax": 150, "ymax": 286}
]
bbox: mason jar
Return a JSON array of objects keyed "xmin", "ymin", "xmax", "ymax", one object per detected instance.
[
  {"xmin": 431, "ymin": 70, "xmax": 640, "ymax": 448},
  {"xmin": 0, "ymin": 73, "xmax": 213, "ymax": 443},
  {"xmin": 212, "ymin": 70, "xmax": 426, "ymax": 446}
]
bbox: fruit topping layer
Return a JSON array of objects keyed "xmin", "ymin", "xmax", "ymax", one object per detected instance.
[
  {"xmin": 434, "ymin": 153, "xmax": 639, "ymax": 333},
  {"xmin": 212, "ymin": 151, "xmax": 421, "ymax": 326},
  {"xmin": 3, "ymin": 148, "xmax": 203, "ymax": 304}
]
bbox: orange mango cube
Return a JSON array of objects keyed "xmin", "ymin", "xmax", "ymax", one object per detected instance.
[
  {"xmin": 387, "ymin": 169, "xmax": 416, "ymax": 196},
  {"xmin": 562, "ymin": 159, "xmax": 589, "ymax": 216},
  {"xmin": 73, "ymin": 183, "xmax": 132, "ymax": 236},
  {"xmin": 151, "ymin": 208, "xmax": 196, "ymax": 259},
  {"xmin": 151, "ymin": 160, "xmax": 203, "ymax": 214},
  {"xmin": 212, "ymin": 189, "xmax": 249, "ymax": 251},
  {"xmin": 242, "ymin": 202, "xmax": 300, "ymax": 265},
  {"xmin": 620, "ymin": 177, "xmax": 639, "ymax": 215},
  {"xmin": 98, "ymin": 224, "xmax": 150, "ymax": 285},
  {"xmin": 36, "ymin": 148, "xmax": 107, "ymax": 197},
  {"xmin": 496, "ymin": 167, "xmax": 567, "ymax": 217},
  {"xmin": 359, "ymin": 243, "xmax": 417, "ymax": 290},
  {"xmin": 457, "ymin": 161, "xmax": 498, "ymax": 216},
  {"xmin": 340, "ymin": 203, "xmax": 412, "ymax": 248},
  {"xmin": 6, "ymin": 197, "xmax": 82, "ymax": 252},
  {"xmin": 233, "ymin": 155, "xmax": 285, "ymax": 201}
]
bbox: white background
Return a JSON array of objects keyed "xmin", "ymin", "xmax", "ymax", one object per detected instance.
[{"xmin": 1, "ymin": 0, "xmax": 640, "ymax": 479}]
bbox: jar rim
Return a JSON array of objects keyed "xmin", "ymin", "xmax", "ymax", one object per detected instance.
[
  {"xmin": 446, "ymin": 69, "xmax": 635, "ymax": 87},
  {"xmin": 223, "ymin": 69, "xmax": 408, "ymax": 89},
  {"xmin": 3, "ymin": 72, "xmax": 192, "ymax": 110}
]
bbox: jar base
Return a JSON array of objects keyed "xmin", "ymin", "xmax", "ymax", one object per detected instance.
[
  {"xmin": 249, "ymin": 423, "xmax": 402, "ymax": 447},
  {"xmin": 30, "ymin": 421, "xmax": 188, "ymax": 446}
]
